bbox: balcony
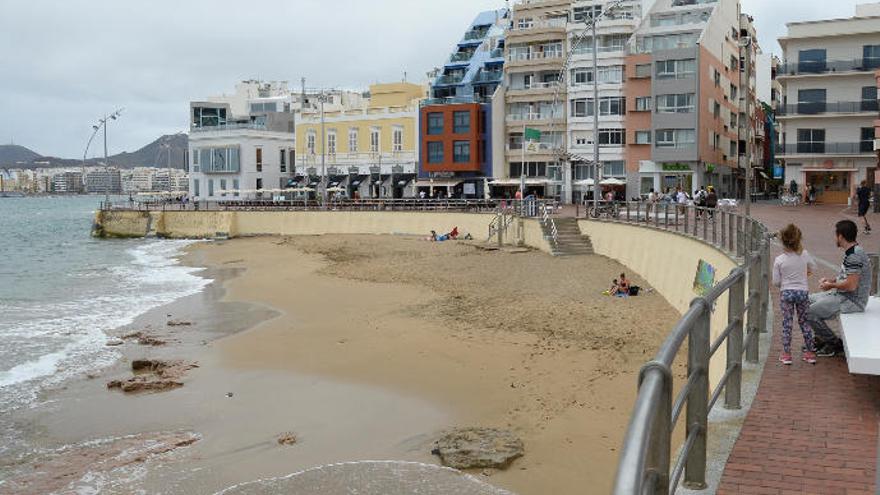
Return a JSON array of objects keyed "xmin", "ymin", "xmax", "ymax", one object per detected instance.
[
  {"xmin": 777, "ymin": 58, "xmax": 880, "ymax": 77},
  {"xmin": 191, "ymin": 122, "xmax": 268, "ymax": 133},
  {"xmin": 505, "ymin": 112, "xmax": 563, "ymax": 123},
  {"xmin": 448, "ymin": 52, "xmax": 474, "ymax": 64},
  {"xmin": 489, "ymin": 48, "xmax": 504, "ymax": 59},
  {"xmin": 510, "ymin": 18, "xmax": 567, "ymax": 32},
  {"xmin": 434, "ymin": 74, "xmax": 466, "ymax": 86},
  {"xmin": 775, "ymin": 100, "xmax": 879, "ymax": 116},
  {"xmin": 508, "ymin": 81, "xmax": 562, "ymax": 92},
  {"xmin": 507, "ymin": 51, "xmax": 564, "ymax": 62},
  {"xmin": 776, "ymin": 142, "xmax": 875, "ymax": 155},
  {"xmin": 471, "ymin": 71, "xmax": 503, "ymax": 84},
  {"xmin": 462, "ymin": 29, "xmax": 489, "ymax": 42}
]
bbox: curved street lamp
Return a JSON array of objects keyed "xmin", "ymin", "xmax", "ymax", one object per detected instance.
[{"xmin": 82, "ymin": 108, "xmax": 123, "ymax": 200}]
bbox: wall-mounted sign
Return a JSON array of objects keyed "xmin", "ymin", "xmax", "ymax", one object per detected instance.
[
  {"xmin": 693, "ymin": 260, "xmax": 716, "ymax": 296},
  {"xmin": 663, "ymin": 163, "xmax": 691, "ymax": 172},
  {"xmin": 773, "ymin": 164, "xmax": 784, "ymax": 180}
]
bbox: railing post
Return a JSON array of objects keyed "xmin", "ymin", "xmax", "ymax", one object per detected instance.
[
  {"xmin": 712, "ymin": 212, "xmax": 717, "ymax": 246},
  {"xmin": 703, "ymin": 209, "xmax": 709, "ymax": 242},
  {"xmin": 645, "ymin": 366, "xmax": 672, "ymax": 495},
  {"xmin": 665, "ymin": 203, "xmax": 670, "ymax": 230},
  {"xmin": 684, "ymin": 299, "xmax": 710, "ymax": 490},
  {"xmin": 726, "ymin": 270, "xmax": 745, "ymax": 409},
  {"xmin": 684, "ymin": 206, "xmax": 689, "ymax": 234},
  {"xmin": 720, "ymin": 212, "xmax": 727, "ymax": 250},
  {"xmin": 735, "ymin": 216, "xmax": 744, "ymax": 258},
  {"xmin": 728, "ymin": 212, "xmax": 735, "ymax": 253},
  {"xmin": 759, "ymin": 237, "xmax": 770, "ymax": 334},
  {"xmin": 746, "ymin": 253, "xmax": 761, "ymax": 364}
]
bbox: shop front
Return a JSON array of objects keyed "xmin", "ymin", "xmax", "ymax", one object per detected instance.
[
  {"xmin": 639, "ymin": 161, "xmax": 702, "ymax": 196},
  {"xmin": 803, "ymin": 168, "xmax": 856, "ymax": 204}
]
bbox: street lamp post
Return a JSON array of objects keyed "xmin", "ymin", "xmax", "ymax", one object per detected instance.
[
  {"xmin": 740, "ymin": 36, "xmax": 753, "ymax": 215},
  {"xmin": 84, "ymin": 108, "xmax": 123, "ymax": 202},
  {"xmin": 317, "ymin": 92, "xmax": 329, "ymax": 208},
  {"xmin": 592, "ymin": 15, "xmax": 601, "ymax": 214}
]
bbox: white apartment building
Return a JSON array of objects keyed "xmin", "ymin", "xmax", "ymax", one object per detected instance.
[
  {"xmin": 188, "ymin": 80, "xmax": 296, "ymax": 201},
  {"xmin": 777, "ymin": 3, "xmax": 880, "ymax": 204},
  {"xmin": 566, "ymin": 0, "xmax": 644, "ymax": 201}
]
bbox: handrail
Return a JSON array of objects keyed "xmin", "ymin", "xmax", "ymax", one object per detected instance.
[
  {"xmin": 540, "ymin": 204, "xmax": 559, "ymax": 249},
  {"xmin": 603, "ymin": 201, "xmax": 771, "ymax": 494}
]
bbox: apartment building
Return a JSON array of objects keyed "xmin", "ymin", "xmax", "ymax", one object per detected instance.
[
  {"xmin": 188, "ymin": 80, "xmax": 295, "ymax": 201},
  {"xmin": 420, "ymin": 8, "xmax": 509, "ymax": 199},
  {"xmin": 776, "ymin": 3, "xmax": 880, "ymax": 204},
  {"xmin": 52, "ymin": 171, "xmax": 84, "ymax": 194},
  {"xmin": 501, "ymin": 0, "xmax": 571, "ymax": 198},
  {"xmin": 294, "ymin": 83, "xmax": 426, "ymax": 199},
  {"xmin": 567, "ymin": 0, "xmax": 644, "ymax": 202},
  {"xmin": 84, "ymin": 167, "xmax": 122, "ymax": 194},
  {"xmin": 624, "ymin": 0, "xmax": 760, "ymax": 200}
]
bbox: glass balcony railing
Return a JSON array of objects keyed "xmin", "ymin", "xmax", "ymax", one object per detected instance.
[
  {"xmin": 191, "ymin": 122, "xmax": 269, "ymax": 133},
  {"xmin": 434, "ymin": 74, "xmax": 465, "ymax": 86},
  {"xmin": 449, "ymin": 52, "xmax": 473, "ymax": 63},
  {"xmin": 462, "ymin": 29, "xmax": 489, "ymax": 41},
  {"xmin": 778, "ymin": 58, "xmax": 880, "ymax": 76},
  {"xmin": 471, "ymin": 72, "xmax": 503, "ymax": 84},
  {"xmin": 776, "ymin": 142, "xmax": 875, "ymax": 155},
  {"xmin": 776, "ymin": 100, "xmax": 879, "ymax": 116},
  {"xmin": 489, "ymin": 48, "xmax": 504, "ymax": 59}
]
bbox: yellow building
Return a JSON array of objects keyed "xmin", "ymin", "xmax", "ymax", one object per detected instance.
[{"xmin": 294, "ymin": 82, "xmax": 426, "ymax": 198}]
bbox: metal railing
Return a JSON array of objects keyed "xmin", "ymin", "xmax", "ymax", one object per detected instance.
[
  {"xmin": 775, "ymin": 100, "xmax": 879, "ymax": 116},
  {"xmin": 606, "ymin": 202, "xmax": 771, "ymax": 495},
  {"xmin": 540, "ymin": 204, "xmax": 559, "ymax": 249},
  {"xmin": 435, "ymin": 74, "xmax": 466, "ymax": 86},
  {"xmin": 100, "ymin": 198, "xmax": 556, "ymax": 215},
  {"xmin": 776, "ymin": 142, "xmax": 874, "ymax": 155},
  {"xmin": 777, "ymin": 58, "xmax": 880, "ymax": 76}
]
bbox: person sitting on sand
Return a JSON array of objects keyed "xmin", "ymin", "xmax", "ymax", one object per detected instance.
[
  {"xmin": 618, "ymin": 273, "xmax": 630, "ymax": 297},
  {"xmin": 604, "ymin": 279, "xmax": 619, "ymax": 296}
]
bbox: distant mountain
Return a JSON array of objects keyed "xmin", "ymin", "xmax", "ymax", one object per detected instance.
[
  {"xmin": 0, "ymin": 134, "xmax": 189, "ymax": 170},
  {"xmin": 0, "ymin": 145, "xmax": 42, "ymax": 166}
]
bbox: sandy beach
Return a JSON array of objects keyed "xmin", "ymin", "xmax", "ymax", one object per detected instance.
[{"xmin": 2, "ymin": 234, "xmax": 681, "ymax": 495}]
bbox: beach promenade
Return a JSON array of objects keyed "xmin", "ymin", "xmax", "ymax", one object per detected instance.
[{"xmin": 717, "ymin": 203, "xmax": 880, "ymax": 495}]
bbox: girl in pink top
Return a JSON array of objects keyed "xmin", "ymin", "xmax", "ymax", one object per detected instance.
[{"xmin": 772, "ymin": 224, "xmax": 817, "ymax": 365}]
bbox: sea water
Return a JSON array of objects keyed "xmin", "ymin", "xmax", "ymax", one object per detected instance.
[{"xmin": 0, "ymin": 196, "xmax": 210, "ymax": 458}]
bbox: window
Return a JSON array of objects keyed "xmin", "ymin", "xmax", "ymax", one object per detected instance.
[
  {"xmin": 796, "ymin": 129, "xmax": 825, "ymax": 153},
  {"xmin": 289, "ymin": 150, "xmax": 295, "ymax": 169},
  {"xmin": 861, "ymin": 128, "xmax": 875, "ymax": 152},
  {"xmin": 256, "ymin": 178, "xmax": 263, "ymax": 191},
  {"xmin": 516, "ymin": 17, "xmax": 533, "ymax": 29},
  {"xmin": 208, "ymin": 179, "xmax": 214, "ymax": 197},
  {"xmin": 570, "ymin": 97, "xmax": 625, "ymax": 117},
  {"xmin": 730, "ymin": 84, "xmax": 738, "ymax": 101},
  {"xmin": 570, "ymin": 66, "xmax": 624, "ymax": 85},
  {"xmin": 233, "ymin": 179, "xmax": 239, "ymax": 197},
  {"xmin": 192, "ymin": 106, "xmax": 227, "ymax": 128},
  {"xmin": 392, "ymin": 127, "xmax": 403, "ymax": 152},
  {"xmin": 656, "ymin": 93, "xmax": 695, "ymax": 113},
  {"xmin": 453, "ymin": 111, "xmax": 470, "ymax": 133},
  {"xmin": 453, "ymin": 141, "xmax": 470, "ymax": 163},
  {"xmin": 370, "ymin": 128, "xmax": 380, "ymax": 154},
  {"xmin": 193, "ymin": 179, "xmax": 200, "ymax": 197},
  {"xmin": 307, "ymin": 132, "xmax": 316, "ymax": 154},
  {"xmin": 635, "ymin": 64, "xmax": 652, "ymax": 78},
  {"xmin": 573, "ymin": 5, "xmax": 601, "ymax": 22},
  {"xmin": 220, "ymin": 179, "xmax": 227, "ymax": 197},
  {"xmin": 635, "ymin": 130, "xmax": 651, "ymax": 144},
  {"xmin": 256, "ymin": 148, "xmax": 263, "ymax": 172},
  {"xmin": 427, "ymin": 142, "xmax": 444, "ymax": 163},
  {"xmin": 198, "ymin": 147, "xmax": 240, "ymax": 173},
  {"xmin": 279, "ymin": 149, "xmax": 286, "ymax": 173},
  {"xmin": 427, "ymin": 113, "xmax": 444, "ymax": 135},
  {"xmin": 250, "ymin": 102, "xmax": 277, "ymax": 114},
  {"xmin": 510, "ymin": 162, "xmax": 547, "ymax": 177},
  {"xmin": 328, "ymin": 131, "xmax": 337, "ymax": 156},
  {"xmin": 864, "ymin": 45, "xmax": 880, "ymax": 69},
  {"xmin": 656, "ymin": 59, "xmax": 696, "ymax": 79},
  {"xmin": 635, "ymin": 97, "xmax": 652, "ymax": 112},
  {"xmin": 349, "ymin": 128, "xmax": 358, "ymax": 153},
  {"xmin": 604, "ymin": 160, "xmax": 625, "ymax": 177},
  {"xmin": 798, "ymin": 49, "xmax": 826, "ymax": 73},
  {"xmin": 655, "ymin": 129, "xmax": 695, "ymax": 148},
  {"xmin": 797, "ymin": 89, "xmax": 826, "ymax": 114},
  {"xmin": 192, "ymin": 149, "xmax": 200, "ymax": 173},
  {"xmin": 862, "ymin": 86, "xmax": 879, "ymax": 111},
  {"xmin": 713, "ymin": 69, "xmax": 721, "ymax": 87},
  {"xmin": 598, "ymin": 129, "xmax": 625, "ymax": 147}
]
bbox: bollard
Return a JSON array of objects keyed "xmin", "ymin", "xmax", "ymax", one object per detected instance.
[{"xmin": 684, "ymin": 299, "xmax": 710, "ymax": 490}]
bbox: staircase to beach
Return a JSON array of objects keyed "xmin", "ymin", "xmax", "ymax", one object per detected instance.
[{"xmin": 543, "ymin": 217, "xmax": 594, "ymax": 257}]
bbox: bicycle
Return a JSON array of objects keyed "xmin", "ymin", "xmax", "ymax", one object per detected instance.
[
  {"xmin": 780, "ymin": 193, "xmax": 800, "ymax": 207},
  {"xmin": 588, "ymin": 202, "xmax": 620, "ymax": 219}
]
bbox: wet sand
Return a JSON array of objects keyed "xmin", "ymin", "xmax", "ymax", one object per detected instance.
[{"xmin": 2, "ymin": 235, "xmax": 680, "ymax": 495}]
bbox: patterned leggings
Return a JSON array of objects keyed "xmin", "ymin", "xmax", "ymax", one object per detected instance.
[{"xmin": 780, "ymin": 290, "xmax": 814, "ymax": 354}]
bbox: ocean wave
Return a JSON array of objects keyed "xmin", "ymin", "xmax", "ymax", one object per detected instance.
[{"xmin": 0, "ymin": 239, "xmax": 212, "ymax": 413}]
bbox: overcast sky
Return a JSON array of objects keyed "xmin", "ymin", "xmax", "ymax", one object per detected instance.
[{"xmin": 0, "ymin": 0, "xmax": 871, "ymax": 158}]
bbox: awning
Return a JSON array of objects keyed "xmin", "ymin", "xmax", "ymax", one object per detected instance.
[
  {"xmin": 573, "ymin": 179, "xmax": 595, "ymax": 186},
  {"xmin": 600, "ymin": 178, "xmax": 626, "ymax": 186},
  {"xmin": 414, "ymin": 179, "xmax": 463, "ymax": 188},
  {"xmin": 489, "ymin": 178, "xmax": 549, "ymax": 186}
]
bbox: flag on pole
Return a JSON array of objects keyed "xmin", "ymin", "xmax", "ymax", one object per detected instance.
[{"xmin": 524, "ymin": 127, "xmax": 542, "ymax": 152}]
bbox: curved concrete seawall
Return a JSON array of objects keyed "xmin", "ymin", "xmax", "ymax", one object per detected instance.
[
  {"xmin": 93, "ymin": 210, "xmax": 553, "ymax": 253},
  {"xmin": 579, "ymin": 220, "xmax": 740, "ymax": 387}
]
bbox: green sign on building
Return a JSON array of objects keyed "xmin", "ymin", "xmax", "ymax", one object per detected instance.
[{"xmin": 662, "ymin": 163, "xmax": 691, "ymax": 172}]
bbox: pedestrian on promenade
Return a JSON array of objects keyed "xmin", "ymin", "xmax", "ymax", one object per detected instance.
[
  {"xmin": 705, "ymin": 186, "xmax": 718, "ymax": 219},
  {"xmin": 772, "ymin": 224, "xmax": 817, "ymax": 365},
  {"xmin": 806, "ymin": 220, "xmax": 874, "ymax": 357},
  {"xmin": 855, "ymin": 180, "xmax": 872, "ymax": 235}
]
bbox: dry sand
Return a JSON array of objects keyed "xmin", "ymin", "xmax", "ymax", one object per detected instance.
[
  {"xmin": 3, "ymin": 234, "xmax": 681, "ymax": 495},
  {"xmin": 204, "ymin": 235, "xmax": 681, "ymax": 494}
]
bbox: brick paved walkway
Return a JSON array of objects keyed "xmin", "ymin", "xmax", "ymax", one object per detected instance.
[{"xmin": 717, "ymin": 203, "xmax": 880, "ymax": 495}]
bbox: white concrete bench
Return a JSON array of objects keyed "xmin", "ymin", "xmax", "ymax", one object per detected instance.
[{"xmin": 840, "ymin": 297, "xmax": 880, "ymax": 375}]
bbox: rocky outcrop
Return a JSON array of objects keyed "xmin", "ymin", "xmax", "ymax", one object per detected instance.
[
  {"xmin": 107, "ymin": 359, "xmax": 197, "ymax": 394},
  {"xmin": 432, "ymin": 427, "xmax": 524, "ymax": 470}
]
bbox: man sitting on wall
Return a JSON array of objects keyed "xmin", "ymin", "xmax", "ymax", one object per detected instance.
[{"xmin": 806, "ymin": 220, "xmax": 874, "ymax": 357}]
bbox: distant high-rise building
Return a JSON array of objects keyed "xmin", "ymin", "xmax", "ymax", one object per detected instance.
[
  {"xmin": 84, "ymin": 167, "xmax": 122, "ymax": 194},
  {"xmin": 52, "ymin": 171, "xmax": 84, "ymax": 194}
]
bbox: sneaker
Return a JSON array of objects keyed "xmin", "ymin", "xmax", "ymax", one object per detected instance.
[
  {"xmin": 803, "ymin": 351, "xmax": 817, "ymax": 364},
  {"xmin": 816, "ymin": 346, "xmax": 837, "ymax": 358},
  {"xmin": 779, "ymin": 352, "xmax": 793, "ymax": 365}
]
